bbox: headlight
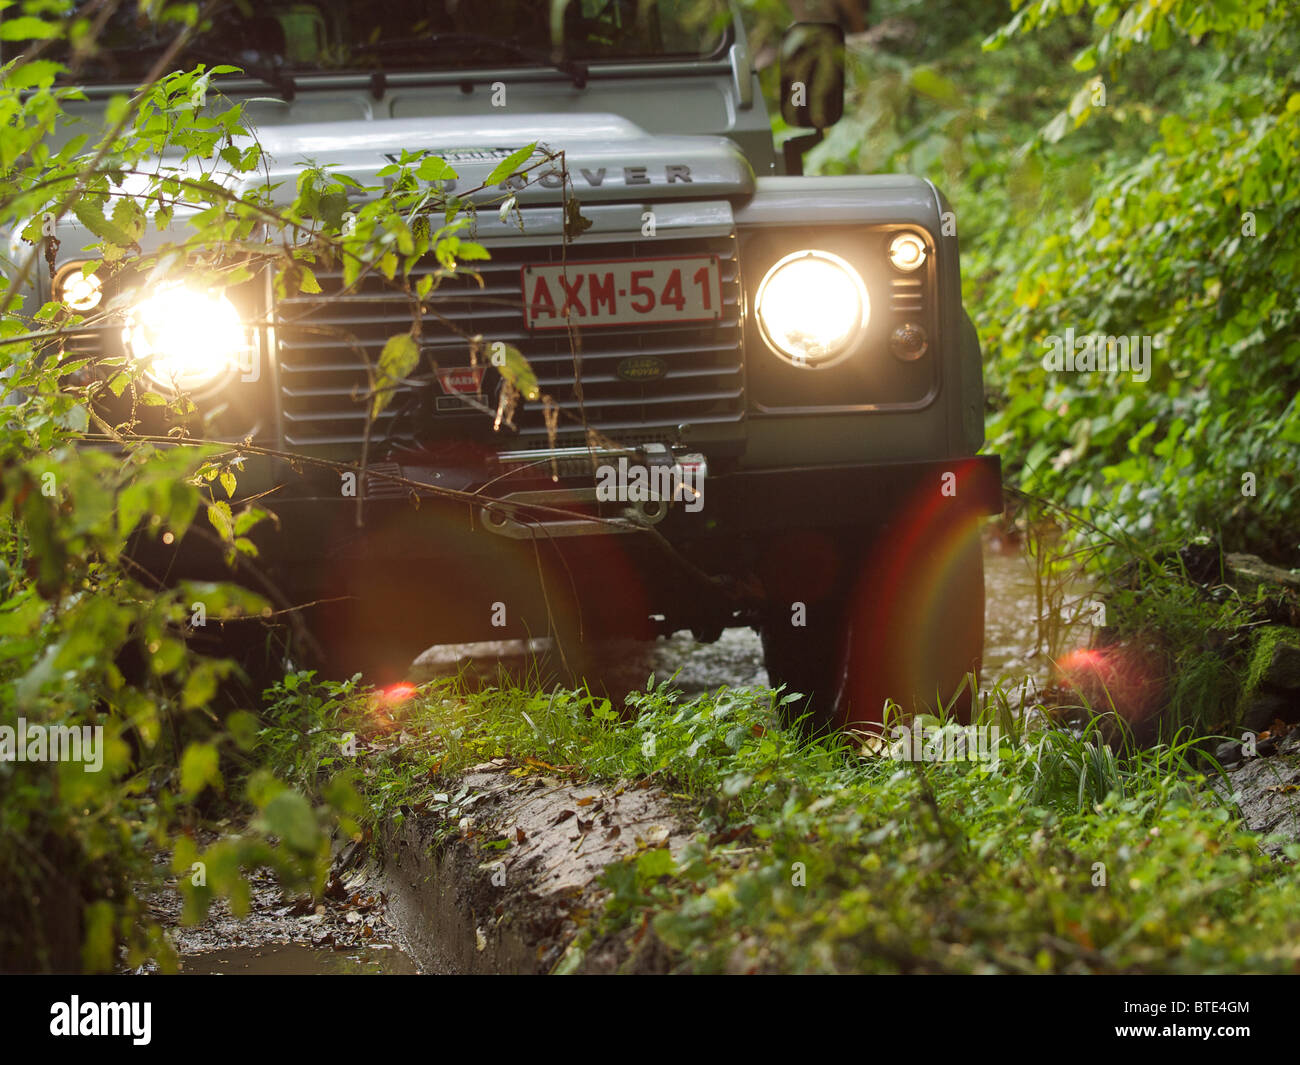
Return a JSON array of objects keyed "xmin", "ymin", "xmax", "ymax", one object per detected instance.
[
  {"xmin": 755, "ymin": 250, "xmax": 869, "ymax": 368},
  {"xmin": 888, "ymin": 232, "xmax": 927, "ymax": 273},
  {"xmin": 56, "ymin": 265, "xmax": 102, "ymax": 311},
  {"xmin": 122, "ymin": 285, "xmax": 246, "ymax": 391}
]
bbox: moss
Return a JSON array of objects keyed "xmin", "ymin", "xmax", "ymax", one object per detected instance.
[{"xmin": 1241, "ymin": 626, "xmax": 1300, "ymax": 697}]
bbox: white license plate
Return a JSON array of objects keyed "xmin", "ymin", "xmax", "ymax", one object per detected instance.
[{"xmin": 521, "ymin": 255, "xmax": 722, "ymax": 329}]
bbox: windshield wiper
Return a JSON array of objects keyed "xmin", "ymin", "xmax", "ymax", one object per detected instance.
[{"xmin": 353, "ymin": 32, "xmax": 588, "ymax": 89}]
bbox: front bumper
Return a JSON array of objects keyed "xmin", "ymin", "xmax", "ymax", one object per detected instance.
[
  {"xmin": 128, "ymin": 452, "xmax": 1002, "ymax": 648},
  {"xmin": 252, "ymin": 452, "xmax": 1003, "ymax": 558}
]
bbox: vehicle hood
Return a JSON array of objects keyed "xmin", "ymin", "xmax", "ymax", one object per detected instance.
[{"xmin": 246, "ymin": 112, "xmax": 755, "ymax": 204}]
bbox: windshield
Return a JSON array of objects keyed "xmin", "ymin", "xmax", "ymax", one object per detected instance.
[{"xmin": 4, "ymin": 0, "xmax": 732, "ymax": 82}]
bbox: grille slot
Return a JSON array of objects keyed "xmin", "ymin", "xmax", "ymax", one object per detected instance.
[
  {"xmin": 273, "ymin": 233, "xmax": 744, "ymax": 451},
  {"xmin": 890, "ymin": 276, "xmax": 924, "ymax": 313}
]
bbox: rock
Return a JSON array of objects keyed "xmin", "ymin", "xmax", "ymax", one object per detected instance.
[
  {"xmin": 1235, "ymin": 626, "xmax": 1300, "ymax": 729},
  {"xmin": 1261, "ymin": 642, "xmax": 1300, "ymax": 693},
  {"xmin": 1214, "ymin": 729, "xmax": 1300, "ymax": 855},
  {"xmin": 1226, "ymin": 553, "xmax": 1300, "ymax": 596},
  {"xmin": 1239, "ymin": 692, "xmax": 1295, "ymax": 733}
]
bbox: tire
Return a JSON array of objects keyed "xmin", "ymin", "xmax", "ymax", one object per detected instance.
[
  {"xmin": 763, "ymin": 517, "xmax": 985, "ymax": 732},
  {"xmin": 760, "ymin": 606, "xmax": 844, "ymax": 734}
]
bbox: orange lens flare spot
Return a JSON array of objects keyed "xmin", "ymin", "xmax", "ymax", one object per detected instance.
[
  {"xmin": 380, "ymin": 683, "xmax": 417, "ymax": 705},
  {"xmin": 1057, "ymin": 645, "xmax": 1165, "ymax": 720}
]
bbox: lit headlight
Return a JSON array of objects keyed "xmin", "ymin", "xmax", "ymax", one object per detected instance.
[
  {"xmin": 122, "ymin": 285, "xmax": 246, "ymax": 391},
  {"xmin": 755, "ymin": 250, "xmax": 869, "ymax": 368},
  {"xmin": 888, "ymin": 232, "xmax": 927, "ymax": 272},
  {"xmin": 57, "ymin": 268, "xmax": 102, "ymax": 311}
]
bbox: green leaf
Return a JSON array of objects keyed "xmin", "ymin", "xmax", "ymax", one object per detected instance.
[
  {"xmin": 0, "ymin": 17, "xmax": 61, "ymax": 40},
  {"xmin": 262, "ymin": 790, "xmax": 321, "ymax": 852},
  {"xmin": 485, "ymin": 144, "xmax": 538, "ymax": 187},
  {"xmin": 317, "ymin": 192, "xmax": 349, "ymax": 230},
  {"xmin": 416, "ymin": 155, "xmax": 457, "ymax": 182},
  {"xmin": 4, "ymin": 58, "xmax": 64, "ymax": 88},
  {"xmin": 495, "ymin": 344, "xmax": 539, "ymax": 401},
  {"xmin": 372, "ymin": 332, "xmax": 420, "ymax": 416},
  {"xmin": 227, "ymin": 710, "xmax": 260, "ymax": 752},
  {"xmin": 636, "ymin": 847, "xmax": 676, "ymax": 880},
  {"xmin": 180, "ymin": 742, "xmax": 221, "ymax": 797},
  {"xmin": 81, "ymin": 901, "xmax": 116, "ymax": 973},
  {"xmin": 911, "ymin": 66, "xmax": 960, "ymax": 104},
  {"xmin": 207, "ymin": 500, "xmax": 234, "ymax": 541}
]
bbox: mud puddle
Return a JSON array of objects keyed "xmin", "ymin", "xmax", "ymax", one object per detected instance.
[
  {"xmin": 179, "ymin": 943, "xmax": 419, "ymax": 975},
  {"xmin": 148, "ymin": 849, "xmax": 423, "ymax": 975}
]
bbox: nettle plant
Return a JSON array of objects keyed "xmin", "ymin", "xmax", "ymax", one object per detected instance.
[{"xmin": 0, "ymin": 3, "xmax": 568, "ymax": 970}]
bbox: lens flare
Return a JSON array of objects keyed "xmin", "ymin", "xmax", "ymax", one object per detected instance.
[
  {"xmin": 1057, "ymin": 645, "xmax": 1165, "ymax": 723},
  {"xmin": 122, "ymin": 285, "xmax": 246, "ymax": 391},
  {"xmin": 381, "ymin": 682, "xmax": 417, "ymax": 705}
]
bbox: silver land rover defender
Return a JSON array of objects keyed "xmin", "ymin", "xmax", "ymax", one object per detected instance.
[{"xmin": 20, "ymin": 0, "xmax": 1001, "ymax": 729}]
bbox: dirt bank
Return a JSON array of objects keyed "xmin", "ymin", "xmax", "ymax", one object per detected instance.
[{"xmin": 375, "ymin": 763, "xmax": 689, "ymax": 974}]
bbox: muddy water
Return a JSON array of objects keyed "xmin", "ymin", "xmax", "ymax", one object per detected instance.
[
  {"xmin": 167, "ymin": 862, "xmax": 424, "ymax": 975},
  {"xmin": 180, "ymin": 944, "xmax": 419, "ymax": 975},
  {"xmin": 981, "ymin": 540, "xmax": 1055, "ymax": 685}
]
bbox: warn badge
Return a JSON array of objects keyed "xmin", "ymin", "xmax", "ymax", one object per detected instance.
[{"xmin": 436, "ymin": 366, "xmax": 486, "ymax": 394}]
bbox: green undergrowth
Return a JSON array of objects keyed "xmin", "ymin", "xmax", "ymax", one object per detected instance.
[{"xmin": 260, "ymin": 671, "xmax": 1300, "ymax": 974}]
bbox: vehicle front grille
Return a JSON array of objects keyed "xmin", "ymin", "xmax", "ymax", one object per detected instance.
[{"xmin": 272, "ymin": 232, "xmax": 744, "ymax": 453}]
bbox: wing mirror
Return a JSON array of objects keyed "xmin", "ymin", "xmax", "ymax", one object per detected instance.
[{"xmin": 779, "ymin": 22, "xmax": 845, "ymax": 130}]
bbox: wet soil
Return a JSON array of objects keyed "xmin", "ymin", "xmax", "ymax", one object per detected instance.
[{"xmin": 149, "ymin": 851, "xmax": 423, "ymax": 974}]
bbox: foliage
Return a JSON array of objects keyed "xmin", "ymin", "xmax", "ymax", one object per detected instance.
[
  {"xmin": 806, "ymin": 0, "xmax": 1300, "ymax": 562},
  {"xmin": 265, "ymin": 669, "xmax": 1300, "ymax": 973},
  {"xmin": 0, "ymin": 0, "xmax": 549, "ymax": 970}
]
